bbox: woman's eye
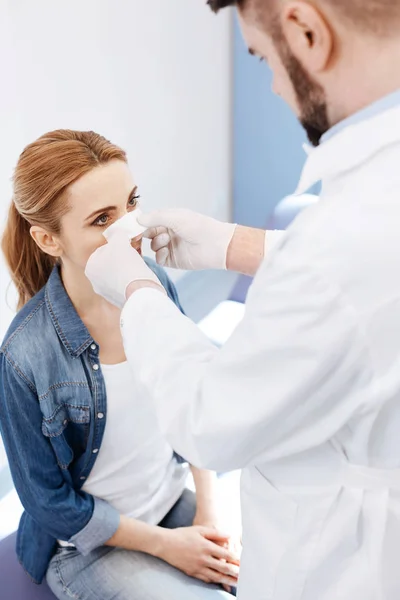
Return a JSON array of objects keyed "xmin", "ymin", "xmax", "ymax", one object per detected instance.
[
  {"xmin": 128, "ymin": 194, "xmax": 141, "ymax": 208},
  {"xmin": 93, "ymin": 214, "xmax": 109, "ymax": 227}
]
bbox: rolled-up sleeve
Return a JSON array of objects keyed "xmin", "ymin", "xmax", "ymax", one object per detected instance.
[
  {"xmin": 0, "ymin": 353, "xmax": 120, "ymax": 551},
  {"xmin": 71, "ymin": 497, "xmax": 120, "ymax": 555}
]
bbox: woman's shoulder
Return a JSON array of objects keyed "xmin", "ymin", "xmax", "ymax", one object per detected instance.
[
  {"xmin": 143, "ymin": 256, "xmax": 168, "ymax": 283},
  {"xmin": 143, "ymin": 257, "xmax": 184, "ymax": 313},
  {"xmin": 0, "ymin": 287, "xmax": 54, "ymax": 376}
]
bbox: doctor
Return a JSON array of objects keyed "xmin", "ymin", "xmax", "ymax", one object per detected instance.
[{"xmin": 86, "ymin": 1, "xmax": 400, "ymax": 599}]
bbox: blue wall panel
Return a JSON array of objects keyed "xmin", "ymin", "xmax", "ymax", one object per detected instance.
[{"xmin": 233, "ymin": 18, "xmax": 309, "ymax": 228}]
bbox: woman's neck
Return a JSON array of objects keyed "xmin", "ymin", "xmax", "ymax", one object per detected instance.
[
  {"xmin": 60, "ymin": 262, "xmax": 126, "ymax": 365},
  {"xmin": 60, "ymin": 262, "xmax": 118, "ymax": 319}
]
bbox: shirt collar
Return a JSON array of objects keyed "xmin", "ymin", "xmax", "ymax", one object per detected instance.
[
  {"xmin": 322, "ymin": 88, "xmax": 400, "ymax": 144},
  {"xmin": 45, "ymin": 266, "xmax": 94, "ymax": 358}
]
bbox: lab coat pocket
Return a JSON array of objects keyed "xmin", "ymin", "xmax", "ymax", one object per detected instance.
[{"xmin": 240, "ymin": 466, "xmax": 298, "ymax": 599}]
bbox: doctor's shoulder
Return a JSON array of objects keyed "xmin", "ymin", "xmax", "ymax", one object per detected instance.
[{"xmin": 143, "ymin": 256, "xmax": 184, "ymax": 314}]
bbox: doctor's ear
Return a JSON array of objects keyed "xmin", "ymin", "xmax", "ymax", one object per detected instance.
[
  {"xmin": 30, "ymin": 225, "xmax": 63, "ymax": 258},
  {"xmin": 281, "ymin": 1, "xmax": 334, "ymax": 74}
]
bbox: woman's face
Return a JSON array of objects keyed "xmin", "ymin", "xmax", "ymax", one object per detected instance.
[{"xmin": 57, "ymin": 160, "xmax": 142, "ymax": 271}]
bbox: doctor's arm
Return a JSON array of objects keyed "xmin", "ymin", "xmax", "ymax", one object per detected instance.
[
  {"xmin": 226, "ymin": 225, "xmax": 282, "ymax": 276},
  {"xmin": 138, "ymin": 209, "xmax": 285, "ymax": 277},
  {"xmin": 121, "ymin": 245, "xmax": 372, "ymax": 471}
]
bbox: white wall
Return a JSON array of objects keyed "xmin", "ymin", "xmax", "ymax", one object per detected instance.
[{"xmin": 0, "ymin": 0, "xmax": 233, "ymax": 342}]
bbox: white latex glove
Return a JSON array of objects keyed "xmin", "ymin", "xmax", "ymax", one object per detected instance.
[
  {"xmin": 85, "ymin": 235, "xmax": 164, "ymax": 308},
  {"xmin": 138, "ymin": 209, "xmax": 237, "ymax": 270}
]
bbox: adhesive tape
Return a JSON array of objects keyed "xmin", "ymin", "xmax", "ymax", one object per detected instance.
[{"xmin": 103, "ymin": 209, "xmax": 147, "ymax": 242}]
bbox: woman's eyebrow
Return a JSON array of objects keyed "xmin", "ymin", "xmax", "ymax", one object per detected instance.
[{"xmin": 85, "ymin": 205, "xmax": 117, "ymax": 222}]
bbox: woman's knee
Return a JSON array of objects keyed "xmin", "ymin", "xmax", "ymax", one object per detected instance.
[{"xmin": 47, "ymin": 545, "xmax": 232, "ymax": 600}]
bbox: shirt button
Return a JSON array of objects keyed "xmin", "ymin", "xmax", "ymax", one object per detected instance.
[
  {"xmin": 97, "ymin": 412, "xmax": 104, "ymax": 419},
  {"xmin": 63, "ymin": 419, "xmax": 68, "ymax": 426},
  {"xmin": 92, "ymin": 448, "xmax": 99, "ymax": 454},
  {"xmin": 90, "ymin": 344, "xmax": 97, "ymax": 350},
  {"xmin": 92, "ymin": 364, "xmax": 99, "ymax": 371},
  {"xmin": 80, "ymin": 476, "xmax": 86, "ymax": 480}
]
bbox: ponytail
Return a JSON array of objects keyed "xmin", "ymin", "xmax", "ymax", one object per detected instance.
[{"xmin": 1, "ymin": 202, "xmax": 56, "ymax": 310}]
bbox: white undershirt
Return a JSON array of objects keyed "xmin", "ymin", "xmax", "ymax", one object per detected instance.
[{"xmin": 82, "ymin": 361, "xmax": 189, "ymax": 524}]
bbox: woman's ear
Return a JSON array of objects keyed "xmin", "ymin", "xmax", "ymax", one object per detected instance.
[
  {"xmin": 30, "ymin": 226, "xmax": 63, "ymax": 258},
  {"xmin": 281, "ymin": 1, "xmax": 333, "ymax": 74}
]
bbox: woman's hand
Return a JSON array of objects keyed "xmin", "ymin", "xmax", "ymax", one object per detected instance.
[
  {"xmin": 193, "ymin": 512, "xmax": 242, "ymax": 593},
  {"xmin": 191, "ymin": 466, "xmax": 242, "ymax": 593},
  {"xmin": 156, "ymin": 526, "xmax": 240, "ymax": 588},
  {"xmin": 193, "ymin": 511, "xmax": 242, "ymax": 556}
]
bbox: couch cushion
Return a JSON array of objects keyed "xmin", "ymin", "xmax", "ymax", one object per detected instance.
[{"xmin": 0, "ymin": 532, "xmax": 56, "ymax": 600}]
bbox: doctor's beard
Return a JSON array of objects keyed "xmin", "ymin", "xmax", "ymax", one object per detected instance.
[{"xmin": 274, "ymin": 35, "xmax": 330, "ymax": 147}]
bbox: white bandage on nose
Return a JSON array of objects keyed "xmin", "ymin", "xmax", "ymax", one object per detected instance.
[{"xmin": 103, "ymin": 209, "xmax": 147, "ymax": 242}]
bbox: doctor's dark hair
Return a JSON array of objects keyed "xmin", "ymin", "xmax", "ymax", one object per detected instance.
[
  {"xmin": 207, "ymin": 0, "xmax": 400, "ymax": 35},
  {"xmin": 207, "ymin": 0, "xmax": 242, "ymax": 11},
  {"xmin": 1, "ymin": 130, "xmax": 127, "ymax": 310}
]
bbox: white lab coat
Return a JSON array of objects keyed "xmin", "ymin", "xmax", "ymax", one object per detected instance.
[{"xmin": 121, "ymin": 104, "xmax": 400, "ymax": 600}]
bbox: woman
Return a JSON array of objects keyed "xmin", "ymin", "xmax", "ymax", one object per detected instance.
[{"xmin": 0, "ymin": 130, "xmax": 240, "ymax": 600}]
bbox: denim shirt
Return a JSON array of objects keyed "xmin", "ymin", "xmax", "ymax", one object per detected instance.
[{"xmin": 0, "ymin": 259, "xmax": 184, "ymax": 584}]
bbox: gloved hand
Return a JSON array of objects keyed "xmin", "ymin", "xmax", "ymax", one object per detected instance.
[
  {"xmin": 85, "ymin": 235, "xmax": 164, "ymax": 308},
  {"xmin": 138, "ymin": 209, "xmax": 237, "ymax": 270}
]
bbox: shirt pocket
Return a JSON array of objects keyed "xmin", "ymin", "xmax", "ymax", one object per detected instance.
[{"xmin": 40, "ymin": 384, "xmax": 91, "ymax": 469}]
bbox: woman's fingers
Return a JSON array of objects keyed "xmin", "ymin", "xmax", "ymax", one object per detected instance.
[
  {"xmin": 201, "ymin": 527, "xmax": 230, "ymax": 542},
  {"xmin": 202, "ymin": 567, "xmax": 238, "ymax": 587},
  {"xmin": 206, "ymin": 557, "xmax": 240, "ymax": 578},
  {"xmin": 205, "ymin": 539, "xmax": 240, "ymax": 565}
]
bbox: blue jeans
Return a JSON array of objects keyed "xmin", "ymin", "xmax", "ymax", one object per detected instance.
[{"xmin": 46, "ymin": 490, "xmax": 233, "ymax": 600}]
